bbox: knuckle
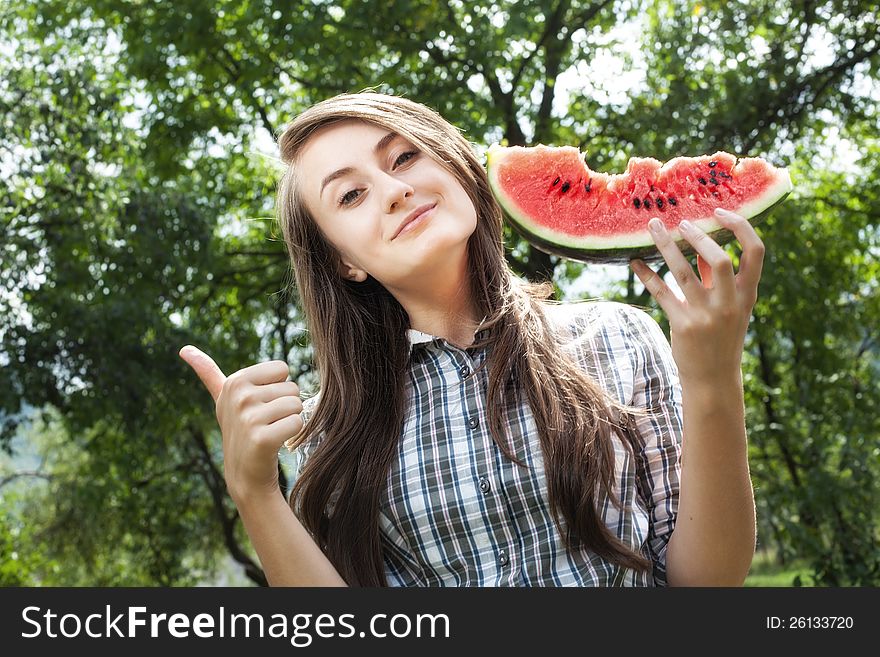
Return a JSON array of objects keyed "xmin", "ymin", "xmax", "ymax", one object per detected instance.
[
  {"xmin": 233, "ymin": 388, "xmax": 254, "ymax": 411},
  {"xmin": 677, "ymin": 318, "xmax": 696, "ymax": 336},
  {"xmin": 279, "ymin": 396, "xmax": 297, "ymax": 415},
  {"xmin": 241, "ymin": 408, "xmax": 259, "ymax": 429},
  {"xmin": 714, "ymin": 257, "xmax": 734, "ymax": 275},
  {"xmin": 250, "ymin": 425, "xmax": 270, "ymax": 445},
  {"xmin": 673, "ymin": 265, "xmax": 694, "ymax": 282},
  {"xmin": 285, "ymin": 414, "xmax": 304, "ymax": 437},
  {"xmin": 226, "ymin": 371, "xmax": 245, "ymax": 391},
  {"xmin": 270, "ymin": 359, "xmax": 290, "ymax": 374},
  {"xmin": 718, "ymin": 305, "xmax": 738, "ymax": 321}
]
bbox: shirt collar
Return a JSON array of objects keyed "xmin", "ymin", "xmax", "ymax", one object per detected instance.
[
  {"xmin": 407, "ymin": 316, "xmax": 489, "ymax": 351},
  {"xmin": 406, "ymin": 328, "xmax": 437, "ymax": 346}
]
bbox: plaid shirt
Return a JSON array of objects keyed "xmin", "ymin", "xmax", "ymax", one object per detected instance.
[{"xmin": 289, "ymin": 300, "xmax": 683, "ymax": 587}]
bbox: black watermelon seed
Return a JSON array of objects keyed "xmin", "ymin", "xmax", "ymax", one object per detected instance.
[
  {"xmin": 712, "ymin": 192, "xmax": 719, "ymax": 197},
  {"xmin": 634, "ymin": 198, "xmax": 641, "ymax": 209},
  {"xmin": 643, "ymin": 198, "xmax": 652, "ymax": 209},
  {"xmin": 710, "ymin": 177, "xmax": 718, "ymax": 185},
  {"xmin": 719, "ymin": 172, "xmax": 731, "ymax": 179},
  {"xmin": 656, "ymin": 198, "xmax": 664, "ymax": 210},
  {"xmin": 552, "ymin": 177, "xmax": 560, "ymax": 186},
  {"xmin": 698, "ymin": 177, "xmax": 707, "ymax": 185},
  {"xmin": 561, "ymin": 181, "xmax": 570, "ymax": 193},
  {"xmin": 668, "ymin": 197, "xmax": 677, "ymax": 206},
  {"xmin": 584, "ymin": 183, "xmax": 591, "ymax": 192},
  {"xmin": 709, "ymin": 161, "xmax": 717, "ymax": 167},
  {"xmin": 650, "ymin": 184, "xmax": 655, "ymax": 191}
]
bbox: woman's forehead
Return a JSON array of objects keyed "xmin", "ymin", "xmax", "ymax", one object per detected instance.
[{"xmin": 305, "ymin": 119, "xmax": 390, "ymax": 148}]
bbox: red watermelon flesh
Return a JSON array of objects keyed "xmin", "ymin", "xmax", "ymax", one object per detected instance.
[{"xmin": 487, "ymin": 144, "xmax": 793, "ymax": 263}]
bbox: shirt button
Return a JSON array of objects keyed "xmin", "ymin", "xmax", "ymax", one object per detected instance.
[
  {"xmin": 468, "ymin": 416, "xmax": 479, "ymax": 430},
  {"xmin": 479, "ymin": 476, "xmax": 491, "ymax": 494},
  {"xmin": 498, "ymin": 550, "xmax": 509, "ymax": 566},
  {"xmin": 460, "ymin": 365, "xmax": 470, "ymax": 379}
]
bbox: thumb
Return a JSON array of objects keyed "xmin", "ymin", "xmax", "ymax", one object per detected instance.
[{"xmin": 179, "ymin": 345, "xmax": 227, "ymax": 402}]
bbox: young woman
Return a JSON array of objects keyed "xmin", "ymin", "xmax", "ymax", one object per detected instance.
[{"xmin": 179, "ymin": 92, "xmax": 758, "ymax": 587}]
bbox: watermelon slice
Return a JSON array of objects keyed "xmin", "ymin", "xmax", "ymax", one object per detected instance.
[{"xmin": 487, "ymin": 145, "xmax": 793, "ymax": 263}]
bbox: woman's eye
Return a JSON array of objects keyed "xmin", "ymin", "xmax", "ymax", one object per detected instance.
[
  {"xmin": 339, "ymin": 189, "xmax": 362, "ymax": 206},
  {"xmin": 393, "ymin": 151, "xmax": 418, "ymax": 168}
]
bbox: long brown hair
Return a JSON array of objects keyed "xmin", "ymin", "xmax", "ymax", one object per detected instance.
[{"xmin": 277, "ymin": 92, "xmax": 652, "ymax": 586}]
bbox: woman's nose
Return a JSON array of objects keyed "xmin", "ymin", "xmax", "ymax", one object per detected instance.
[{"xmin": 382, "ymin": 173, "xmax": 415, "ymax": 212}]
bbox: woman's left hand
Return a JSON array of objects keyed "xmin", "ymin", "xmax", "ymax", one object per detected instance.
[{"xmin": 629, "ymin": 207, "xmax": 765, "ymax": 385}]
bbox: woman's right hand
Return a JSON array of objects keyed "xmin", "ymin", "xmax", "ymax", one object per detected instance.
[{"xmin": 178, "ymin": 345, "xmax": 304, "ymax": 503}]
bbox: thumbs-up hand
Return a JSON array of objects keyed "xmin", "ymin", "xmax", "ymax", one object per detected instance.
[{"xmin": 179, "ymin": 345, "xmax": 303, "ymax": 503}]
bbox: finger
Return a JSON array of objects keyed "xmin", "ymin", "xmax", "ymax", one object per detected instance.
[
  {"xmin": 256, "ymin": 395, "xmax": 304, "ymax": 425},
  {"xmin": 262, "ymin": 413, "xmax": 305, "ymax": 447},
  {"xmin": 179, "ymin": 345, "xmax": 226, "ymax": 403},
  {"xmin": 647, "ymin": 218, "xmax": 705, "ymax": 304},
  {"xmin": 677, "ymin": 219, "xmax": 735, "ymax": 300},
  {"xmin": 630, "ymin": 258, "xmax": 683, "ymax": 320},
  {"xmin": 252, "ymin": 380, "xmax": 301, "ymax": 403},
  {"xmin": 696, "ymin": 254, "xmax": 713, "ymax": 289},
  {"xmin": 238, "ymin": 360, "xmax": 291, "ymax": 386},
  {"xmin": 715, "ymin": 208, "xmax": 765, "ymax": 293}
]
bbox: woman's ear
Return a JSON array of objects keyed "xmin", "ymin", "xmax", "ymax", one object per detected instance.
[{"xmin": 338, "ymin": 259, "xmax": 368, "ymax": 283}]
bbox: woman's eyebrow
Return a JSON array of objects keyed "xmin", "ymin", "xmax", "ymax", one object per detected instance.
[
  {"xmin": 373, "ymin": 131, "xmax": 399, "ymax": 154},
  {"xmin": 319, "ymin": 132, "xmax": 400, "ymax": 199},
  {"xmin": 319, "ymin": 167, "xmax": 354, "ymax": 199}
]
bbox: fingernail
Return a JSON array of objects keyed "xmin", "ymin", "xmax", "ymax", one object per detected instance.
[
  {"xmin": 714, "ymin": 207, "xmax": 730, "ymax": 217},
  {"xmin": 648, "ymin": 218, "xmax": 664, "ymax": 234},
  {"xmin": 679, "ymin": 219, "xmax": 693, "ymax": 233}
]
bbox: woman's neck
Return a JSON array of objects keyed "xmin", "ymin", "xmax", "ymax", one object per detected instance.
[{"xmin": 387, "ymin": 256, "xmax": 483, "ymax": 348}]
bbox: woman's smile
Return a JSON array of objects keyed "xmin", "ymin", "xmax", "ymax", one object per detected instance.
[{"xmin": 392, "ymin": 203, "xmax": 437, "ymax": 241}]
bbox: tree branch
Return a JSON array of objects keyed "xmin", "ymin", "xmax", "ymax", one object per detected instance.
[
  {"xmin": 187, "ymin": 423, "xmax": 268, "ymax": 587},
  {"xmin": 0, "ymin": 471, "xmax": 52, "ymax": 489},
  {"xmin": 131, "ymin": 457, "xmax": 201, "ymax": 489},
  {"xmin": 752, "ymin": 308, "xmax": 803, "ymax": 488},
  {"xmin": 533, "ymin": 1, "xmax": 571, "ymax": 144},
  {"xmin": 568, "ymin": 0, "xmax": 615, "ymax": 29},
  {"xmin": 742, "ymin": 38, "xmax": 880, "ymax": 153},
  {"xmin": 509, "ymin": 2, "xmax": 565, "ymax": 93}
]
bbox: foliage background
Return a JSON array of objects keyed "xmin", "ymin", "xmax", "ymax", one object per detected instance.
[{"xmin": 1, "ymin": 0, "xmax": 878, "ymax": 586}]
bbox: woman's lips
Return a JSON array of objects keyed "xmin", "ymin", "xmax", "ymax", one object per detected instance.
[{"xmin": 393, "ymin": 204, "xmax": 436, "ymax": 240}]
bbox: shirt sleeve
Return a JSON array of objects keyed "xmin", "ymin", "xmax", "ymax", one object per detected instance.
[{"xmin": 617, "ymin": 303, "xmax": 683, "ymax": 587}]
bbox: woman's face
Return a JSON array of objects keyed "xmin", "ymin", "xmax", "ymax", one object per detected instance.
[{"xmin": 296, "ymin": 120, "xmax": 478, "ymax": 289}]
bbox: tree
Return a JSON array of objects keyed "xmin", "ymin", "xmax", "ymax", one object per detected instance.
[{"xmin": 2, "ymin": 0, "xmax": 878, "ymax": 585}]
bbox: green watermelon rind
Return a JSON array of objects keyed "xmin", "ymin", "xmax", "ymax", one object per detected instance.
[
  {"xmin": 502, "ymin": 194, "xmax": 789, "ymax": 265},
  {"xmin": 488, "ymin": 147, "xmax": 793, "ymax": 264}
]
